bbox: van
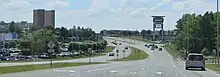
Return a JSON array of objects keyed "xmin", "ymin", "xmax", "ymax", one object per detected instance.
[{"xmin": 185, "ymin": 53, "xmax": 205, "ymax": 70}]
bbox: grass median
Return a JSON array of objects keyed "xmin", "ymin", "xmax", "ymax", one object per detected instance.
[
  {"xmin": 206, "ymin": 64, "xmax": 220, "ymax": 74},
  {"xmin": 104, "ymin": 46, "xmax": 115, "ymax": 53},
  {"xmin": 0, "ymin": 62, "xmax": 107, "ymax": 74},
  {"xmin": 109, "ymin": 47, "xmax": 149, "ymax": 61}
]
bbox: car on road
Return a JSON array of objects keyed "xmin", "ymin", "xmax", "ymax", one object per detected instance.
[
  {"xmin": 185, "ymin": 53, "xmax": 206, "ymax": 70},
  {"xmin": 145, "ymin": 44, "xmax": 148, "ymax": 47},
  {"xmin": 155, "ymin": 46, "xmax": 158, "ymax": 49},
  {"xmin": 109, "ymin": 53, "xmax": 115, "ymax": 56},
  {"xmin": 159, "ymin": 48, "xmax": 162, "ymax": 51},
  {"xmin": 125, "ymin": 47, "xmax": 128, "ymax": 49},
  {"xmin": 151, "ymin": 47, "xmax": 154, "ymax": 50},
  {"xmin": 119, "ymin": 43, "xmax": 122, "ymax": 45}
]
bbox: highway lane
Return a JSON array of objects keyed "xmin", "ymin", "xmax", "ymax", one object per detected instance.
[
  {"xmin": 2, "ymin": 37, "xmax": 220, "ymax": 77},
  {"xmin": 0, "ymin": 39, "xmax": 131, "ymax": 67}
]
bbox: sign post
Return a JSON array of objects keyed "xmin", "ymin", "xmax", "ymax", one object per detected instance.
[
  {"xmin": 123, "ymin": 50, "xmax": 125, "ymax": 58},
  {"xmin": 116, "ymin": 50, "xmax": 119, "ymax": 60},
  {"xmin": 88, "ymin": 48, "xmax": 92, "ymax": 64},
  {"xmin": 47, "ymin": 41, "xmax": 55, "ymax": 67}
]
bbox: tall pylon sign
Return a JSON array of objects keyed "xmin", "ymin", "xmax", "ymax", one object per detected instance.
[{"xmin": 152, "ymin": 16, "xmax": 165, "ymax": 41}]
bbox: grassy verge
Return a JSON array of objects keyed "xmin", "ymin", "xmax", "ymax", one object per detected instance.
[
  {"xmin": 206, "ymin": 64, "xmax": 220, "ymax": 74},
  {"xmin": 121, "ymin": 36, "xmax": 154, "ymax": 43},
  {"xmin": 0, "ymin": 53, "xmax": 106, "ymax": 63},
  {"xmin": 163, "ymin": 44, "xmax": 178, "ymax": 57},
  {"xmin": 163, "ymin": 44, "xmax": 185, "ymax": 59},
  {"xmin": 0, "ymin": 62, "xmax": 107, "ymax": 74},
  {"xmin": 104, "ymin": 46, "xmax": 115, "ymax": 53},
  {"xmin": 109, "ymin": 47, "xmax": 149, "ymax": 61}
]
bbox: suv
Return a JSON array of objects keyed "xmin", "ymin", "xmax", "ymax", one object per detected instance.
[{"xmin": 185, "ymin": 53, "xmax": 206, "ymax": 70}]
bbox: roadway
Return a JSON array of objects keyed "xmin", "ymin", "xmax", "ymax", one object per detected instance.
[{"xmin": 1, "ymin": 37, "xmax": 220, "ymax": 77}]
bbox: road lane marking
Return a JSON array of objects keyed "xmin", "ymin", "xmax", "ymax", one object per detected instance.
[
  {"xmin": 172, "ymin": 62, "xmax": 176, "ymax": 67},
  {"xmin": 110, "ymin": 70, "xmax": 118, "ymax": 73},
  {"xmin": 156, "ymin": 72, "xmax": 162, "ymax": 75},
  {"xmin": 86, "ymin": 64, "xmax": 127, "ymax": 72}
]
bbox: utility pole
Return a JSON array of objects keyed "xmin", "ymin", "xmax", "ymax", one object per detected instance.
[{"xmin": 217, "ymin": 0, "xmax": 220, "ymax": 65}]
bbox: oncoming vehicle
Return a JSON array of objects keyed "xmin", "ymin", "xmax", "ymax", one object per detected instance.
[
  {"xmin": 159, "ymin": 48, "xmax": 162, "ymax": 51},
  {"xmin": 109, "ymin": 53, "xmax": 115, "ymax": 56},
  {"xmin": 185, "ymin": 53, "xmax": 206, "ymax": 70}
]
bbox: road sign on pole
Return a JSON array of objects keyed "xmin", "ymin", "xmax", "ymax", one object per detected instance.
[
  {"xmin": 88, "ymin": 48, "xmax": 92, "ymax": 64},
  {"xmin": 47, "ymin": 41, "xmax": 55, "ymax": 67},
  {"xmin": 116, "ymin": 50, "xmax": 119, "ymax": 60},
  {"xmin": 47, "ymin": 41, "xmax": 55, "ymax": 49}
]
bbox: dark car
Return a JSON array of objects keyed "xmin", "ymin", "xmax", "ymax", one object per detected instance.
[
  {"xmin": 145, "ymin": 44, "xmax": 148, "ymax": 47},
  {"xmin": 119, "ymin": 43, "xmax": 122, "ymax": 45},
  {"xmin": 125, "ymin": 47, "xmax": 128, "ymax": 49},
  {"xmin": 155, "ymin": 46, "xmax": 158, "ymax": 49},
  {"xmin": 109, "ymin": 53, "xmax": 115, "ymax": 56},
  {"xmin": 159, "ymin": 48, "xmax": 162, "ymax": 51},
  {"xmin": 151, "ymin": 47, "xmax": 155, "ymax": 50}
]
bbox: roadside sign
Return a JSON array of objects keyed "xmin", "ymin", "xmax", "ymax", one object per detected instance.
[
  {"xmin": 48, "ymin": 49, "xmax": 54, "ymax": 53},
  {"xmin": 47, "ymin": 41, "xmax": 55, "ymax": 49},
  {"xmin": 116, "ymin": 50, "xmax": 119, "ymax": 53}
]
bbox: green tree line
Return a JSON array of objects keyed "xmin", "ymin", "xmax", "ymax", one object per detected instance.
[{"xmin": 175, "ymin": 11, "xmax": 220, "ymax": 56}]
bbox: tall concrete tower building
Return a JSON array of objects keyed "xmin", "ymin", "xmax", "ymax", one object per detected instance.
[{"xmin": 33, "ymin": 9, "xmax": 55, "ymax": 28}]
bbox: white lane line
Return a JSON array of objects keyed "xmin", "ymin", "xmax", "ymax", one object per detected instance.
[
  {"xmin": 172, "ymin": 62, "xmax": 176, "ymax": 67},
  {"xmin": 206, "ymin": 68, "xmax": 220, "ymax": 77},
  {"xmin": 110, "ymin": 70, "xmax": 119, "ymax": 73},
  {"xmin": 86, "ymin": 64, "xmax": 127, "ymax": 72}
]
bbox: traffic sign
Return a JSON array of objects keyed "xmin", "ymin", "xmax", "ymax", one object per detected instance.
[
  {"xmin": 47, "ymin": 41, "xmax": 55, "ymax": 48},
  {"xmin": 48, "ymin": 49, "xmax": 54, "ymax": 53}
]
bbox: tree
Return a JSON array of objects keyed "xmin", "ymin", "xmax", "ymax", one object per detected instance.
[
  {"xmin": 9, "ymin": 21, "xmax": 16, "ymax": 33},
  {"xmin": 201, "ymin": 47, "xmax": 210, "ymax": 56},
  {"xmin": 0, "ymin": 21, "xmax": 5, "ymax": 25},
  {"xmin": 141, "ymin": 30, "xmax": 147, "ymax": 38}
]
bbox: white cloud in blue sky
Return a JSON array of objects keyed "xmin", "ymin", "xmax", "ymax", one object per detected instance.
[{"xmin": 0, "ymin": 0, "xmax": 217, "ymax": 32}]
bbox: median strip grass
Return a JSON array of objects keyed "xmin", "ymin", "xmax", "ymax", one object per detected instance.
[
  {"xmin": 0, "ymin": 62, "xmax": 107, "ymax": 74},
  {"xmin": 104, "ymin": 46, "xmax": 115, "ymax": 53},
  {"xmin": 109, "ymin": 47, "xmax": 149, "ymax": 61},
  {"xmin": 206, "ymin": 64, "xmax": 220, "ymax": 74}
]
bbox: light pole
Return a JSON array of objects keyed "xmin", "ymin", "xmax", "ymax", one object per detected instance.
[{"xmin": 217, "ymin": 0, "xmax": 219, "ymax": 65}]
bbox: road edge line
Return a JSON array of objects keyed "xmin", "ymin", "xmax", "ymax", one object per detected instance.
[{"xmin": 206, "ymin": 68, "xmax": 220, "ymax": 77}]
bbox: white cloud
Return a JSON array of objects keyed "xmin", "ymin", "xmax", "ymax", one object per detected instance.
[
  {"xmin": 172, "ymin": 2, "xmax": 185, "ymax": 11},
  {"xmin": 0, "ymin": 0, "xmax": 217, "ymax": 32},
  {"xmin": 162, "ymin": 0, "xmax": 172, "ymax": 3}
]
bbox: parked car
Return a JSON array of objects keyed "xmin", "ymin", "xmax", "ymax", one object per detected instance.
[
  {"xmin": 119, "ymin": 43, "xmax": 122, "ymax": 45},
  {"xmin": 109, "ymin": 53, "xmax": 115, "ymax": 56},
  {"xmin": 159, "ymin": 48, "xmax": 162, "ymax": 51},
  {"xmin": 145, "ymin": 44, "xmax": 148, "ymax": 47},
  {"xmin": 185, "ymin": 53, "xmax": 206, "ymax": 70},
  {"xmin": 125, "ymin": 47, "xmax": 128, "ymax": 49},
  {"xmin": 155, "ymin": 46, "xmax": 158, "ymax": 49},
  {"xmin": 151, "ymin": 47, "xmax": 154, "ymax": 50}
]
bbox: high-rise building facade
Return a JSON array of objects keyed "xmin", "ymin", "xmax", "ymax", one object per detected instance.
[{"xmin": 33, "ymin": 9, "xmax": 55, "ymax": 28}]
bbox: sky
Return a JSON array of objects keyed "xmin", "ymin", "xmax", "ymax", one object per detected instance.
[{"xmin": 0, "ymin": 0, "xmax": 217, "ymax": 32}]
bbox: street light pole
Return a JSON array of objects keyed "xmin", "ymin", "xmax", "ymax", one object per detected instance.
[{"xmin": 217, "ymin": 0, "xmax": 219, "ymax": 65}]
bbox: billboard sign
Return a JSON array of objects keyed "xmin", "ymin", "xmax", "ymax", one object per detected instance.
[{"xmin": 153, "ymin": 17, "xmax": 164, "ymax": 22}]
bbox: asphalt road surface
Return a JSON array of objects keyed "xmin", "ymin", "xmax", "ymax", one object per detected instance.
[{"xmin": 1, "ymin": 37, "xmax": 220, "ymax": 77}]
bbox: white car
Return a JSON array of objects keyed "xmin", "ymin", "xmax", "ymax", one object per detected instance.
[{"xmin": 185, "ymin": 53, "xmax": 206, "ymax": 70}]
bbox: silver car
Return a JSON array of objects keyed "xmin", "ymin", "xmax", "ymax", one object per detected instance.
[{"xmin": 185, "ymin": 53, "xmax": 205, "ymax": 70}]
